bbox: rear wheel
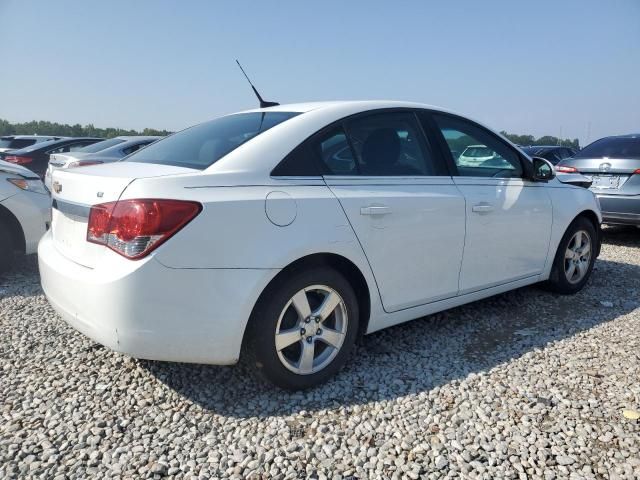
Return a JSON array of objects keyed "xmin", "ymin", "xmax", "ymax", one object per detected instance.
[
  {"xmin": 0, "ymin": 222, "xmax": 15, "ymax": 274},
  {"xmin": 545, "ymin": 216, "xmax": 596, "ymax": 294},
  {"xmin": 246, "ymin": 266, "xmax": 359, "ymax": 390}
]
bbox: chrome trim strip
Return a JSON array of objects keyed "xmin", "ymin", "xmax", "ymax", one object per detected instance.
[{"xmin": 52, "ymin": 199, "xmax": 91, "ymax": 219}]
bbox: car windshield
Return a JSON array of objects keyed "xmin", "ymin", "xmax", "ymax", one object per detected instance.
[
  {"xmin": 574, "ymin": 136, "xmax": 640, "ymax": 160},
  {"xmin": 124, "ymin": 112, "xmax": 300, "ymax": 169},
  {"xmin": 521, "ymin": 147, "xmax": 546, "ymax": 155},
  {"xmin": 78, "ymin": 138, "xmax": 125, "ymax": 153}
]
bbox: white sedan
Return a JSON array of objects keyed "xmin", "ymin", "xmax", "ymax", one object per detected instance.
[
  {"xmin": 39, "ymin": 101, "xmax": 601, "ymax": 389},
  {"xmin": 0, "ymin": 160, "xmax": 51, "ymax": 272}
]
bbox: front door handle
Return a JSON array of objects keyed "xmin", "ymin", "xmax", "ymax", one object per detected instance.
[
  {"xmin": 360, "ymin": 205, "xmax": 392, "ymax": 216},
  {"xmin": 472, "ymin": 203, "xmax": 494, "ymax": 214}
]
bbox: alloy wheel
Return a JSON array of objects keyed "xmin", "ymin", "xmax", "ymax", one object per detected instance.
[
  {"xmin": 564, "ymin": 229, "xmax": 592, "ymax": 284},
  {"xmin": 274, "ymin": 285, "xmax": 348, "ymax": 375}
]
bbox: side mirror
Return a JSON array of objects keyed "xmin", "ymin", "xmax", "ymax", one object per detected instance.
[{"xmin": 532, "ymin": 156, "xmax": 555, "ymax": 182}]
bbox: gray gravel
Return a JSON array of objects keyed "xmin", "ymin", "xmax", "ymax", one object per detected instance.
[{"xmin": 1, "ymin": 226, "xmax": 639, "ymax": 479}]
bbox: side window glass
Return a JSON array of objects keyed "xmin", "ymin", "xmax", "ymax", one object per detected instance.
[
  {"xmin": 68, "ymin": 143, "xmax": 88, "ymax": 152},
  {"xmin": 315, "ymin": 127, "xmax": 357, "ymax": 175},
  {"xmin": 433, "ymin": 114, "xmax": 522, "ymax": 178},
  {"xmin": 345, "ymin": 112, "xmax": 438, "ymax": 176}
]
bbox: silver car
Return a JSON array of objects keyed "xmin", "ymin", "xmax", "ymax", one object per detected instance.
[
  {"xmin": 45, "ymin": 136, "xmax": 161, "ymax": 189},
  {"xmin": 556, "ymin": 134, "xmax": 640, "ymax": 226}
]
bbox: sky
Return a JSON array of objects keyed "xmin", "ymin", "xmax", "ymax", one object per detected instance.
[{"xmin": 1, "ymin": 0, "xmax": 638, "ymax": 146}]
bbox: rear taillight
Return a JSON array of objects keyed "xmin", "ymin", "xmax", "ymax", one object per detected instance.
[
  {"xmin": 5, "ymin": 155, "xmax": 32, "ymax": 164},
  {"xmin": 87, "ymin": 199, "xmax": 202, "ymax": 259},
  {"xmin": 68, "ymin": 160, "xmax": 104, "ymax": 168},
  {"xmin": 633, "ymin": 169, "xmax": 640, "ymax": 175},
  {"xmin": 555, "ymin": 165, "xmax": 578, "ymax": 173}
]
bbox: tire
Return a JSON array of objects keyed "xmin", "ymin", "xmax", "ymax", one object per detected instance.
[
  {"xmin": 0, "ymin": 223, "xmax": 15, "ymax": 274},
  {"xmin": 246, "ymin": 266, "xmax": 359, "ymax": 390},
  {"xmin": 545, "ymin": 216, "xmax": 597, "ymax": 294}
]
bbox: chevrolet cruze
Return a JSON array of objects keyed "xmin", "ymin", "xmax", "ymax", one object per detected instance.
[{"xmin": 39, "ymin": 101, "xmax": 602, "ymax": 389}]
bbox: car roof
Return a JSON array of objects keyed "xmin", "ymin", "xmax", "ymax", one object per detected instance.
[
  {"xmin": 7, "ymin": 137, "xmax": 103, "ymax": 154},
  {"xmin": 239, "ymin": 100, "xmax": 454, "ymax": 115},
  {"xmin": 0, "ymin": 134, "xmax": 63, "ymax": 139},
  {"xmin": 113, "ymin": 135, "xmax": 162, "ymax": 140}
]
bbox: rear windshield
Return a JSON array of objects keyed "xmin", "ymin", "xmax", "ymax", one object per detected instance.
[
  {"xmin": 0, "ymin": 138, "xmax": 36, "ymax": 149},
  {"xmin": 124, "ymin": 112, "xmax": 300, "ymax": 169},
  {"xmin": 79, "ymin": 138, "xmax": 125, "ymax": 153},
  {"xmin": 575, "ymin": 137, "xmax": 640, "ymax": 160}
]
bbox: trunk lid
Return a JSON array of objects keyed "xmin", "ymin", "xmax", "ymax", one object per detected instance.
[
  {"xmin": 51, "ymin": 162, "xmax": 196, "ymax": 267},
  {"xmin": 559, "ymin": 157, "xmax": 640, "ymax": 195}
]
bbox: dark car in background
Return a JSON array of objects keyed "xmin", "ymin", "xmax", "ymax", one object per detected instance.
[
  {"xmin": 0, "ymin": 137, "xmax": 103, "ymax": 177},
  {"xmin": 0, "ymin": 135, "xmax": 62, "ymax": 153},
  {"xmin": 556, "ymin": 134, "xmax": 640, "ymax": 226},
  {"xmin": 521, "ymin": 145, "xmax": 577, "ymax": 165}
]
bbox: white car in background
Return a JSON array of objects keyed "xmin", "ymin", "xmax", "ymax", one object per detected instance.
[
  {"xmin": 44, "ymin": 136, "xmax": 161, "ymax": 190},
  {"xmin": 0, "ymin": 160, "xmax": 50, "ymax": 272},
  {"xmin": 39, "ymin": 101, "xmax": 601, "ymax": 389}
]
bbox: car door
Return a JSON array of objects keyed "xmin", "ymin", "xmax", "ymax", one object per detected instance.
[
  {"xmin": 318, "ymin": 110, "xmax": 466, "ymax": 312},
  {"xmin": 426, "ymin": 112, "xmax": 553, "ymax": 295}
]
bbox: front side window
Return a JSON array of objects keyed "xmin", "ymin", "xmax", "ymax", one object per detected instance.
[
  {"xmin": 433, "ymin": 114, "xmax": 523, "ymax": 178},
  {"xmin": 125, "ymin": 112, "xmax": 299, "ymax": 169}
]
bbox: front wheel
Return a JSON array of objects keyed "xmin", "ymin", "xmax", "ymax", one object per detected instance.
[
  {"xmin": 545, "ymin": 216, "xmax": 597, "ymax": 294},
  {"xmin": 246, "ymin": 266, "xmax": 359, "ymax": 390}
]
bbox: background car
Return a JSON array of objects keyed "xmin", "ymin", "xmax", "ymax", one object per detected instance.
[
  {"xmin": 0, "ymin": 135, "xmax": 62, "ymax": 153},
  {"xmin": 0, "ymin": 137, "xmax": 103, "ymax": 177},
  {"xmin": 457, "ymin": 144, "xmax": 496, "ymax": 166},
  {"xmin": 0, "ymin": 159, "xmax": 51, "ymax": 272},
  {"xmin": 45, "ymin": 136, "xmax": 161, "ymax": 189},
  {"xmin": 39, "ymin": 101, "xmax": 601, "ymax": 390},
  {"xmin": 521, "ymin": 145, "xmax": 578, "ymax": 165},
  {"xmin": 556, "ymin": 134, "xmax": 640, "ymax": 226}
]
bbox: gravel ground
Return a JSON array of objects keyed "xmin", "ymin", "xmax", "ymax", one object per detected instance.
[{"xmin": 1, "ymin": 226, "xmax": 639, "ymax": 479}]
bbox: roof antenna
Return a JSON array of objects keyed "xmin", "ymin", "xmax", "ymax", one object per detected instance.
[{"xmin": 235, "ymin": 59, "xmax": 279, "ymax": 109}]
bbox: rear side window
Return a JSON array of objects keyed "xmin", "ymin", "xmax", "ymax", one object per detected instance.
[
  {"xmin": 122, "ymin": 141, "xmax": 153, "ymax": 155},
  {"xmin": 344, "ymin": 112, "xmax": 439, "ymax": 176},
  {"xmin": 574, "ymin": 137, "xmax": 640, "ymax": 160},
  {"xmin": 125, "ymin": 112, "xmax": 300, "ymax": 170},
  {"xmin": 79, "ymin": 138, "xmax": 124, "ymax": 153}
]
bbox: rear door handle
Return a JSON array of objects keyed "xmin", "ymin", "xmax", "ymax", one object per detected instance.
[
  {"xmin": 360, "ymin": 205, "xmax": 392, "ymax": 216},
  {"xmin": 472, "ymin": 203, "xmax": 494, "ymax": 214}
]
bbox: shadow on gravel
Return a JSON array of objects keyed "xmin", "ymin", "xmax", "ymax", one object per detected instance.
[
  {"xmin": 143, "ymin": 249, "xmax": 640, "ymax": 419},
  {"xmin": 0, "ymin": 255, "xmax": 41, "ymax": 299},
  {"xmin": 601, "ymin": 224, "xmax": 640, "ymax": 247}
]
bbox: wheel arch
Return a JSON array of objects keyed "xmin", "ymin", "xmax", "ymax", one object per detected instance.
[
  {"xmin": 574, "ymin": 209, "xmax": 602, "ymax": 258},
  {"xmin": 242, "ymin": 252, "xmax": 372, "ymax": 349},
  {"xmin": 0, "ymin": 203, "xmax": 26, "ymax": 254}
]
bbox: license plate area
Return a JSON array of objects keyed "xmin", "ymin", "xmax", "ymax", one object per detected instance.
[{"xmin": 588, "ymin": 174, "xmax": 627, "ymax": 190}]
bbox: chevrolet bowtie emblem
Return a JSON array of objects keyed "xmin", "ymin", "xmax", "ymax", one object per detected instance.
[{"xmin": 52, "ymin": 181, "xmax": 62, "ymax": 194}]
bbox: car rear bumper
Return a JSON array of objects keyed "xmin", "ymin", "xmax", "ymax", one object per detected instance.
[
  {"xmin": 38, "ymin": 231, "xmax": 278, "ymax": 364},
  {"xmin": 595, "ymin": 193, "xmax": 640, "ymax": 225}
]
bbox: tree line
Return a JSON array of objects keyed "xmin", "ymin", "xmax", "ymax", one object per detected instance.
[
  {"xmin": 500, "ymin": 131, "xmax": 580, "ymax": 149},
  {"xmin": 0, "ymin": 118, "xmax": 580, "ymax": 149},
  {"xmin": 0, "ymin": 119, "xmax": 172, "ymax": 139}
]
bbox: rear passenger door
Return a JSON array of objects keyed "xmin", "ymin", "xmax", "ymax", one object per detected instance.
[
  {"xmin": 319, "ymin": 110, "xmax": 466, "ymax": 312},
  {"xmin": 424, "ymin": 112, "xmax": 553, "ymax": 294}
]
